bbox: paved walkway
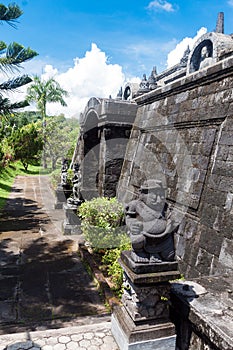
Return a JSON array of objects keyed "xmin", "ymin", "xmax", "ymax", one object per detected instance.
[{"xmin": 0, "ymin": 175, "xmax": 118, "ymax": 349}]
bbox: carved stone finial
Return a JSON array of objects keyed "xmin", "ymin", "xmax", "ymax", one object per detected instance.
[
  {"xmin": 116, "ymin": 87, "xmax": 123, "ymax": 100},
  {"xmin": 148, "ymin": 67, "xmax": 158, "ymax": 90},
  {"xmin": 180, "ymin": 46, "xmax": 191, "ymax": 66},
  {"xmin": 215, "ymin": 12, "xmax": 224, "ymax": 34}
]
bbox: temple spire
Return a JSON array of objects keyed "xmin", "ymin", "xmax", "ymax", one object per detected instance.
[{"xmin": 215, "ymin": 12, "xmax": 224, "ymax": 34}]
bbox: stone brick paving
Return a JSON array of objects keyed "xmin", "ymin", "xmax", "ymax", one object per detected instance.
[
  {"xmin": 0, "ymin": 175, "xmax": 118, "ymax": 349},
  {"xmin": 0, "ymin": 321, "xmax": 118, "ymax": 349}
]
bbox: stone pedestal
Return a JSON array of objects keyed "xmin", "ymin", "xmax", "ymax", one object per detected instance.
[
  {"xmin": 111, "ymin": 251, "xmax": 180, "ymax": 350},
  {"xmin": 62, "ymin": 203, "xmax": 82, "ymax": 235},
  {"xmin": 54, "ymin": 185, "xmax": 72, "ymax": 209}
]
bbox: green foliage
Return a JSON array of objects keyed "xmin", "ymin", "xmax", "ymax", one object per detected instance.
[
  {"xmin": 78, "ymin": 197, "xmax": 126, "ymax": 249},
  {"xmin": 50, "ymin": 168, "xmax": 61, "ymax": 189},
  {"xmin": 26, "ymin": 76, "xmax": 68, "ymax": 120},
  {"xmin": 79, "ymin": 196, "xmax": 131, "ymax": 297},
  {"xmin": 0, "ymin": 160, "xmax": 47, "ymax": 211},
  {"xmin": 101, "ymin": 237, "xmax": 131, "ymax": 296},
  {"xmin": 0, "ymin": 3, "xmax": 22, "ymax": 25},
  {"xmin": 0, "ymin": 3, "xmax": 38, "ymax": 119},
  {"xmin": 0, "ymin": 137, "xmax": 14, "ymax": 165},
  {"xmin": 43, "ymin": 115, "xmax": 79, "ymax": 170},
  {"xmin": 10, "ymin": 122, "xmax": 43, "ymax": 170}
]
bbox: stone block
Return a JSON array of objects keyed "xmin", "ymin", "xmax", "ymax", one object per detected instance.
[
  {"xmin": 111, "ymin": 307, "xmax": 176, "ymax": 350},
  {"xmin": 219, "ymin": 238, "xmax": 233, "ymax": 269},
  {"xmin": 195, "ymin": 248, "xmax": 214, "ymax": 275},
  {"xmin": 199, "ymin": 226, "xmax": 223, "ymax": 256}
]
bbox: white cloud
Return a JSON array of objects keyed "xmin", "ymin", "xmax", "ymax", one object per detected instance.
[
  {"xmin": 166, "ymin": 27, "xmax": 207, "ymax": 67},
  {"xmin": 36, "ymin": 43, "xmax": 126, "ymax": 118},
  {"xmin": 147, "ymin": 0, "xmax": 176, "ymax": 12},
  {"xmin": 4, "ymin": 44, "xmax": 127, "ymax": 118},
  {"xmin": 228, "ymin": 0, "xmax": 233, "ymax": 7}
]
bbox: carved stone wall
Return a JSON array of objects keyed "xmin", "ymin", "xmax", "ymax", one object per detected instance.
[
  {"xmin": 73, "ymin": 97, "xmax": 137, "ymax": 200},
  {"xmin": 118, "ymin": 56, "xmax": 233, "ymax": 279}
]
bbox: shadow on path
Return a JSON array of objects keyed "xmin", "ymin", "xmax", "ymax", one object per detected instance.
[{"xmin": 0, "ymin": 175, "xmax": 107, "ymax": 335}]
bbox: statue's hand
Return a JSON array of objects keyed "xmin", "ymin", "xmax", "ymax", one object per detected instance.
[{"xmin": 130, "ymin": 222, "xmax": 143, "ymax": 235}]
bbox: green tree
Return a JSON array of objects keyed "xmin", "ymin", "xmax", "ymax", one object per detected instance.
[
  {"xmin": 10, "ymin": 122, "xmax": 43, "ymax": 170},
  {"xmin": 0, "ymin": 3, "xmax": 38, "ymax": 119},
  {"xmin": 26, "ymin": 76, "xmax": 69, "ymax": 168},
  {"xmin": 43, "ymin": 115, "xmax": 79, "ymax": 170},
  {"xmin": 26, "ymin": 76, "xmax": 68, "ymax": 121}
]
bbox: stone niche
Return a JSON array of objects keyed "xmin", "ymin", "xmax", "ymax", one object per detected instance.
[
  {"xmin": 72, "ymin": 97, "xmax": 137, "ymax": 201},
  {"xmin": 118, "ymin": 30, "xmax": 233, "ymax": 280}
]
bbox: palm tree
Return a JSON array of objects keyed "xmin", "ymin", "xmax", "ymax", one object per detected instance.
[
  {"xmin": 26, "ymin": 76, "xmax": 68, "ymax": 120},
  {"xmin": 0, "ymin": 3, "xmax": 38, "ymax": 118},
  {"xmin": 26, "ymin": 76, "xmax": 69, "ymax": 168}
]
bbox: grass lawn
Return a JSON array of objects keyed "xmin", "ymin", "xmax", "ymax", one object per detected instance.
[{"xmin": 0, "ymin": 161, "xmax": 52, "ymax": 211}]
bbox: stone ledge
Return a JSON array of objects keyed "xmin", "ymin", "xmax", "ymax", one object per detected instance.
[
  {"xmin": 171, "ymin": 275, "xmax": 233, "ymax": 350},
  {"xmin": 119, "ymin": 257, "xmax": 181, "ymax": 285},
  {"xmin": 135, "ymin": 56, "xmax": 233, "ymax": 106}
]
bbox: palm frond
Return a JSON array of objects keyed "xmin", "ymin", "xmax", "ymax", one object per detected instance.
[
  {"xmin": 0, "ymin": 4, "xmax": 22, "ymax": 28},
  {"xmin": 6, "ymin": 42, "xmax": 38, "ymax": 63},
  {"xmin": 0, "ymin": 41, "xmax": 7, "ymax": 54},
  {"xmin": 0, "ymin": 75, "xmax": 32, "ymax": 90}
]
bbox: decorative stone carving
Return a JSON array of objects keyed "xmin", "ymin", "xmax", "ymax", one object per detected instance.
[
  {"xmin": 138, "ymin": 74, "xmax": 150, "ymax": 94},
  {"xmin": 125, "ymin": 179, "xmax": 178, "ymax": 264},
  {"xmin": 199, "ymin": 44, "xmax": 214, "ymax": 70},
  {"xmin": 122, "ymin": 272, "xmax": 170, "ymax": 321},
  {"xmin": 67, "ymin": 162, "xmax": 83, "ymax": 207},
  {"xmin": 60, "ymin": 158, "xmax": 69, "ymax": 186},
  {"xmin": 116, "ymin": 86, "xmax": 123, "ymax": 100},
  {"xmin": 179, "ymin": 46, "xmax": 190, "ymax": 67},
  {"xmin": 148, "ymin": 66, "xmax": 158, "ymax": 90},
  {"xmin": 54, "ymin": 159, "xmax": 72, "ymax": 209}
]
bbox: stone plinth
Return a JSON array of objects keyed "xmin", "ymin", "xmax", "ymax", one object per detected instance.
[
  {"xmin": 111, "ymin": 250, "xmax": 180, "ymax": 350},
  {"xmin": 62, "ymin": 203, "xmax": 82, "ymax": 235},
  {"xmin": 54, "ymin": 185, "xmax": 72, "ymax": 209}
]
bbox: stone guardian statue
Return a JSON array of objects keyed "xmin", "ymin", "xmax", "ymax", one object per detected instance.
[{"xmin": 125, "ymin": 179, "xmax": 178, "ymax": 264}]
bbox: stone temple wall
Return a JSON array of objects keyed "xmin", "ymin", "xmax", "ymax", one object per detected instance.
[
  {"xmin": 72, "ymin": 97, "xmax": 137, "ymax": 201},
  {"xmin": 118, "ymin": 55, "xmax": 233, "ymax": 279}
]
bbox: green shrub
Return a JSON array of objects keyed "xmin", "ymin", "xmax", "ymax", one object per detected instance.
[
  {"xmin": 101, "ymin": 236, "xmax": 131, "ymax": 296},
  {"xmin": 50, "ymin": 168, "xmax": 61, "ymax": 189},
  {"xmin": 78, "ymin": 197, "xmax": 126, "ymax": 249},
  {"xmin": 50, "ymin": 167, "xmax": 73, "ymax": 189}
]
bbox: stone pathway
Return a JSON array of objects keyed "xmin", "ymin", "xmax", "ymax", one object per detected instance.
[
  {"xmin": 0, "ymin": 321, "xmax": 117, "ymax": 350},
  {"xmin": 0, "ymin": 175, "xmax": 118, "ymax": 349}
]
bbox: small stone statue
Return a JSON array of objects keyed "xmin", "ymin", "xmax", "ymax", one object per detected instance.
[
  {"xmin": 67, "ymin": 163, "xmax": 83, "ymax": 206},
  {"xmin": 60, "ymin": 158, "xmax": 69, "ymax": 186},
  {"xmin": 125, "ymin": 180, "xmax": 178, "ymax": 264},
  {"xmin": 138, "ymin": 74, "xmax": 150, "ymax": 93},
  {"xmin": 199, "ymin": 45, "xmax": 213, "ymax": 70},
  {"xmin": 148, "ymin": 67, "xmax": 158, "ymax": 90}
]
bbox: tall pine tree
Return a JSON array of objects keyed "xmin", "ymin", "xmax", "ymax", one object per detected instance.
[{"xmin": 0, "ymin": 3, "xmax": 38, "ymax": 118}]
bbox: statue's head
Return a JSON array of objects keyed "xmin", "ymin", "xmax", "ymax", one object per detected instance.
[
  {"xmin": 73, "ymin": 163, "xmax": 80, "ymax": 172},
  {"xmin": 139, "ymin": 179, "xmax": 166, "ymax": 212},
  {"xmin": 200, "ymin": 45, "xmax": 210, "ymax": 59}
]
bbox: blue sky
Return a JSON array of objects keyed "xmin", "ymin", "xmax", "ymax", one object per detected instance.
[{"xmin": 1, "ymin": 0, "xmax": 233, "ymax": 117}]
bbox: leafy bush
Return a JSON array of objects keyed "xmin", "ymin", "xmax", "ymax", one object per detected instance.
[
  {"xmin": 50, "ymin": 167, "xmax": 73, "ymax": 189},
  {"xmin": 50, "ymin": 168, "xmax": 61, "ymax": 189},
  {"xmin": 101, "ymin": 236, "xmax": 131, "ymax": 296},
  {"xmin": 78, "ymin": 197, "xmax": 126, "ymax": 249},
  {"xmin": 79, "ymin": 196, "xmax": 131, "ymax": 297}
]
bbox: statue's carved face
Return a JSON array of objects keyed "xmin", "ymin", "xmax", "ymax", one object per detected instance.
[
  {"xmin": 140, "ymin": 187, "xmax": 165, "ymax": 211},
  {"xmin": 200, "ymin": 46, "xmax": 209, "ymax": 59}
]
